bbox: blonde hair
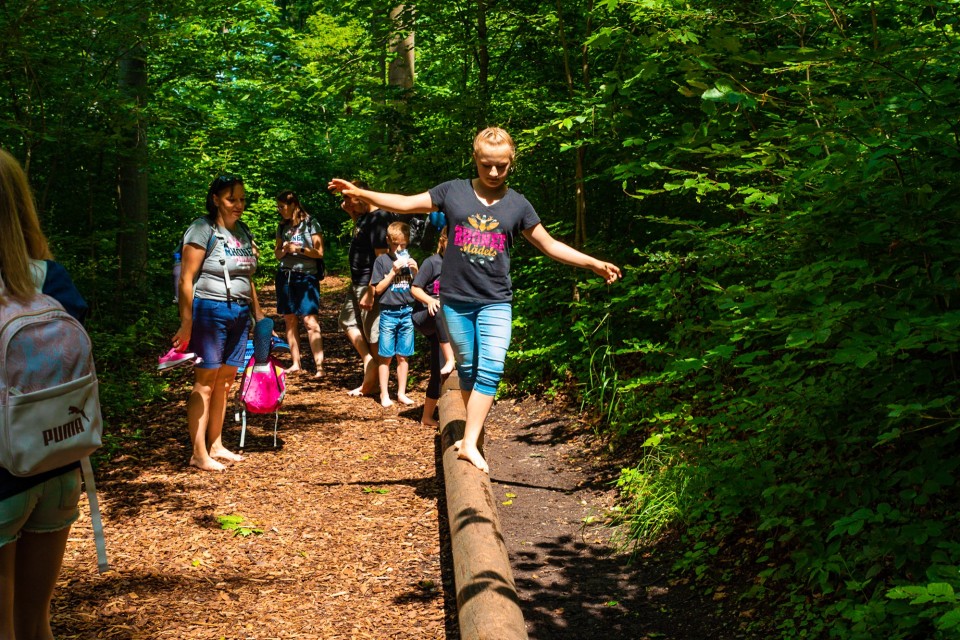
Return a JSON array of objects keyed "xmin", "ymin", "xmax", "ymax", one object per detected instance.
[
  {"xmin": 436, "ymin": 226, "xmax": 447, "ymax": 256},
  {"xmin": 387, "ymin": 221, "xmax": 410, "ymax": 244},
  {"xmin": 473, "ymin": 127, "xmax": 516, "ymax": 160},
  {"xmin": 0, "ymin": 149, "xmax": 52, "ymax": 301}
]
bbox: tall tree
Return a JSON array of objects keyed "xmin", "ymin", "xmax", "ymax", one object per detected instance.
[
  {"xmin": 117, "ymin": 7, "xmax": 149, "ymax": 293},
  {"xmin": 388, "ymin": 4, "xmax": 415, "ymax": 88}
]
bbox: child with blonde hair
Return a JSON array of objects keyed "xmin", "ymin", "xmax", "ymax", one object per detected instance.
[{"xmin": 370, "ymin": 221, "xmax": 419, "ymax": 407}]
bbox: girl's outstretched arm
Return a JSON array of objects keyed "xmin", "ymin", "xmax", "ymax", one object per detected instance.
[
  {"xmin": 522, "ymin": 223, "xmax": 622, "ymax": 284},
  {"xmin": 328, "ymin": 178, "xmax": 436, "ymax": 214}
]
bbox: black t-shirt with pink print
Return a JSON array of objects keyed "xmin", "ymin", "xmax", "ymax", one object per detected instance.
[{"xmin": 427, "ymin": 179, "xmax": 540, "ymax": 304}]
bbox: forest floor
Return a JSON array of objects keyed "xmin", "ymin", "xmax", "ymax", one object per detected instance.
[{"xmin": 54, "ymin": 276, "xmax": 752, "ymax": 639}]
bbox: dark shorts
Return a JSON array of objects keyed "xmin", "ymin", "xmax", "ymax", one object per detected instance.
[
  {"xmin": 276, "ymin": 270, "xmax": 321, "ymax": 317},
  {"xmin": 413, "ymin": 304, "xmax": 449, "ymax": 343},
  {"xmin": 191, "ymin": 298, "xmax": 251, "ymax": 369}
]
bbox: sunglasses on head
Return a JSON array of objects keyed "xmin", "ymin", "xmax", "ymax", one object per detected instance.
[{"xmin": 213, "ymin": 174, "xmax": 242, "ymax": 187}]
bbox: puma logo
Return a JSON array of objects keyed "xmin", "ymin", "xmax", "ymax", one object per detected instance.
[{"xmin": 42, "ymin": 407, "xmax": 89, "ymax": 446}]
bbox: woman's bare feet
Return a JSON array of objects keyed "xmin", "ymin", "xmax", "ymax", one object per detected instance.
[
  {"xmin": 210, "ymin": 447, "xmax": 244, "ymax": 462},
  {"xmin": 397, "ymin": 394, "xmax": 415, "ymax": 406},
  {"xmin": 440, "ymin": 362, "xmax": 455, "ymax": 376},
  {"xmin": 285, "ymin": 364, "xmax": 302, "ymax": 374},
  {"xmin": 380, "ymin": 395, "xmax": 394, "ymax": 408},
  {"xmin": 314, "ymin": 363, "xmax": 324, "ymax": 378},
  {"xmin": 190, "ymin": 456, "xmax": 226, "ymax": 472},
  {"xmin": 457, "ymin": 444, "xmax": 489, "ymax": 473}
]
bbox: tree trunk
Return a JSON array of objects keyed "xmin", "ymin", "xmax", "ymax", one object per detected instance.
[
  {"xmin": 117, "ymin": 24, "xmax": 149, "ymax": 295},
  {"xmin": 476, "ymin": 0, "xmax": 490, "ymax": 127},
  {"xmin": 388, "ymin": 5, "xmax": 415, "ymax": 89},
  {"xmin": 556, "ymin": 0, "xmax": 590, "ymax": 250}
]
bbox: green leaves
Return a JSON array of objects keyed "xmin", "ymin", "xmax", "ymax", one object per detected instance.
[{"xmin": 217, "ymin": 514, "xmax": 264, "ymax": 537}]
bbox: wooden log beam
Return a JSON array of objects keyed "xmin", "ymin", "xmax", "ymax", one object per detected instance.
[{"xmin": 438, "ymin": 373, "xmax": 528, "ymax": 640}]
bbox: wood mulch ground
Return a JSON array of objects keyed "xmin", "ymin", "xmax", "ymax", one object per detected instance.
[{"xmin": 53, "ymin": 275, "xmax": 747, "ymax": 639}]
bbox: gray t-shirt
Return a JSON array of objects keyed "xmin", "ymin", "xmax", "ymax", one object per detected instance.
[
  {"xmin": 183, "ymin": 217, "xmax": 257, "ymax": 303},
  {"xmin": 277, "ymin": 217, "xmax": 323, "ymax": 274}
]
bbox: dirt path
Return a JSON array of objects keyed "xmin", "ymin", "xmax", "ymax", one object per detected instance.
[
  {"xmin": 485, "ymin": 400, "xmax": 739, "ymax": 639},
  {"xmin": 56, "ymin": 278, "xmax": 449, "ymax": 639}
]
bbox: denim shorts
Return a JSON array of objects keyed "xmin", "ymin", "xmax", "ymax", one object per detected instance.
[
  {"xmin": 441, "ymin": 300, "xmax": 512, "ymax": 396},
  {"xmin": 276, "ymin": 270, "xmax": 321, "ymax": 317},
  {"xmin": 191, "ymin": 297, "xmax": 251, "ymax": 369},
  {"xmin": 0, "ymin": 468, "xmax": 81, "ymax": 547},
  {"xmin": 378, "ymin": 305, "xmax": 415, "ymax": 358}
]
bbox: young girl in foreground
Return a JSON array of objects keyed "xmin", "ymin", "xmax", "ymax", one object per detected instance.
[
  {"xmin": 329, "ymin": 127, "xmax": 621, "ymax": 473},
  {"xmin": 0, "ymin": 148, "xmax": 89, "ymax": 639}
]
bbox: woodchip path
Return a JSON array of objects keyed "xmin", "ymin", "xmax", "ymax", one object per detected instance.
[{"xmin": 56, "ymin": 279, "xmax": 451, "ymax": 639}]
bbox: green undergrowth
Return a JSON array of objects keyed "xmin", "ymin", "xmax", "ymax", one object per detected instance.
[{"xmin": 507, "ymin": 3, "xmax": 960, "ymax": 637}]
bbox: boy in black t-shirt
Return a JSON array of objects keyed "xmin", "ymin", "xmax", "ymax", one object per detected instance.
[{"xmin": 370, "ymin": 222, "xmax": 419, "ymax": 407}]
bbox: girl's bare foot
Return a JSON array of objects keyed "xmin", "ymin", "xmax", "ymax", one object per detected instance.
[
  {"xmin": 457, "ymin": 444, "xmax": 489, "ymax": 473},
  {"xmin": 398, "ymin": 394, "xmax": 414, "ymax": 406},
  {"xmin": 190, "ymin": 456, "xmax": 226, "ymax": 472},
  {"xmin": 440, "ymin": 362, "xmax": 455, "ymax": 376},
  {"xmin": 422, "ymin": 416, "xmax": 439, "ymax": 427},
  {"xmin": 381, "ymin": 396, "xmax": 394, "ymax": 408},
  {"xmin": 314, "ymin": 363, "xmax": 324, "ymax": 378},
  {"xmin": 210, "ymin": 447, "xmax": 244, "ymax": 462},
  {"xmin": 285, "ymin": 364, "xmax": 302, "ymax": 374}
]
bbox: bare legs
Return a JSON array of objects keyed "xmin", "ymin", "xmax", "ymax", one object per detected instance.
[
  {"xmin": 188, "ymin": 365, "xmax": 242, "ymax": 471},
  {"xmin": 440, "ymin": 342, "xmax": 455, "ymax": 376},
  {"xmin": 378, "ymin": 355, "xmax": 393, "ymax": 407},
  {"xmin": 0, "ymin": 539, "xmax": 15, "ymax": 640},
  {"xmin": 453, "ymin": 389, "xmax": 495, "ymax": 474},
  {"xmin": 283, "ymin": 313, "xmax": 302, "ymax": 374},
  {"xmin": 421, "ymin": 395, "xmax": 439, "ymax": 427},
  {"xmin": 396, "ymin": 356, "xmax": 413, "ymax": 405},
  {"xmin": 303, "ymin": 314, "xmax": 324, "ymax": 376},
  {"xmin": 285, "ymin": 313, "xmax": 324, "ymax": 376},
  {"xmin": 0, "ymin": 525, "xmax": 73, "ymax": 640},
  {"xmin": 345, "ymin": 327, "xmax": 378, "ymax": 396},
  {"xmin": 379, "ymin": 355, "xmax": 413, "ymax": 407}
]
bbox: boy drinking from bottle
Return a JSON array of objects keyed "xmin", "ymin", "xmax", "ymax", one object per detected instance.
[{"xmin": 370, "ymin": 222, "xmax": 418, "ymax": 407}]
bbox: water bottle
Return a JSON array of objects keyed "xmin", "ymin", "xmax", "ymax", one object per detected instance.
[
  {"xmin": 172, "ymin": 251, "xmax": 182, "ymax": 303},
  {"xmin": 396, "ymin": 248, "xmax": 411, "ymax": 277}
]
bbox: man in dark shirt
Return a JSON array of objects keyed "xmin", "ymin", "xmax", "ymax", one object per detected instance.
[{"xmin": 337, "ymin": 182, "xmax": 397, "ymax": 395}]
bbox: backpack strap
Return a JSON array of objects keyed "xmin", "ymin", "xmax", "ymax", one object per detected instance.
[
  {"xmin": 211, "ymin": 226, "xmax": 234, "ymax": 302},
  {"xmin": 80, "ymin": 456, "xmax": 109, "ymax": 573},
  {"xmin": 202, "ymin": 218, "xmax": 255, "ymax": 304}
]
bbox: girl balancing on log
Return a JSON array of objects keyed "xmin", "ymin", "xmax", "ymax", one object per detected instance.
[{"xmin": 329, "ymin": 127, "xmax": 621, "ymax": 473}]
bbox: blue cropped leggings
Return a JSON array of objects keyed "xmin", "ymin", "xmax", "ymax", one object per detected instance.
[{"xmin": 440, "ymin": 301, "xmax": 511, "ymax": 397}]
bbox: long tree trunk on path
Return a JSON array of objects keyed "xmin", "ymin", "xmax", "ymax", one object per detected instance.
[{"xmin": 117, "ymin": 22, "xmax": 149, "ymax": 295}]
